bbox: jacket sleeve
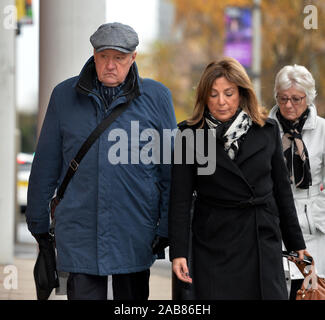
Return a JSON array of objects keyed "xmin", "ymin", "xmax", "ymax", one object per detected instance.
[
  {"xmin": 271, "ymin": 122, "xmax": 306, "ymax": 251},
  {"xmin": 168, "ymin": 126, "xmax": 196, "ymax": 260},
  {"xmin": 26, "ymin": 87, "xmax": 63, "ymax": 234},
  {"xmin": 156, "ymin": 88, "xmax": 177, "ymax": 238}
]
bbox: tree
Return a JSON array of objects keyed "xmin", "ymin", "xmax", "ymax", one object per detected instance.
[
  {"xmin": 261, "ymin": 0, "xmax": 325, "ymax": 114},
  {"xmin": 146, "ymin": 0, "xmax": 325, "ymax": 121}
]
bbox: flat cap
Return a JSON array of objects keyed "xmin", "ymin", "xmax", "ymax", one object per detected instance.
[{"xmin": 90, "ymin": 22, "xmax": 139, "ymax": 53}]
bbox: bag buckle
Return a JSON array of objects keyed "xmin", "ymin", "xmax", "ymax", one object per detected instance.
[{"xmin": 69, "ymin": 159, "xmax": 79, "ymax": 171}]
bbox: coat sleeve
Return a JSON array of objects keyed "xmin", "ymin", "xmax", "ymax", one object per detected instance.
[
  {"xmin": 168, "ymin": 126, "xmax": 196, "ymax": 260},
  {"xmin": 271, "ymin": 122, "xmax": 306, "ymax": 251},
  {"xmin": 26, "ymin": 87, "xmax": 63, "ymax": 234},
  {"xmin": 155, "ymin": 87, "xmax": 177, "ymax": 238}
]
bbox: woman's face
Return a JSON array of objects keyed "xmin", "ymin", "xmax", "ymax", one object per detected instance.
[
  {"xmin": 207, "ymin": 77, "xmax": 240, "ymax": 122},
  {"xmin": 277, "ymin": 87, "xmax": 308, "ymax": 121}
]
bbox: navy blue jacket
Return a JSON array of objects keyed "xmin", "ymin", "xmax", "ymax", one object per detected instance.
[{"xmin": 26, "ymin": 57, "xmax": 177, "ymax": 275}]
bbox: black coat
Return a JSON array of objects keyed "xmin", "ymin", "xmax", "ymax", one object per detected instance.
[{"xmin": 168, "ymin": 119, "xmax": 306, "ymax": 300}]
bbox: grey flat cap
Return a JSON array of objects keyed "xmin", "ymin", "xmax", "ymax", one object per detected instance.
[{"xmin": 90, "ymin": 22, "xmax": 139, "ymax": 53}]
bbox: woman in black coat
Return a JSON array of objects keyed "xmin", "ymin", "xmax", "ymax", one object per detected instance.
[{"xmin": 168, "ymin": 57, "xmax": 308, "ymax": 300}]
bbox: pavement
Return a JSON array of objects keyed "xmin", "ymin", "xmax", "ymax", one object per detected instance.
[{"xmin": 0, "ymin": 223, "xmax": 172, "ymax": 300}]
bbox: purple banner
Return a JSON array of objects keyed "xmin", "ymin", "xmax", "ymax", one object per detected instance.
[{"xmin": 224, "ymin": 7, "xmax": 252, "ymax": 68}]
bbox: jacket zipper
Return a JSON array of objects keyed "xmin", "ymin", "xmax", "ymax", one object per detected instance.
[
  {"xmin": 78, "ymin": 83, "xmax": 108, "ymax": 111},
  {"xmin": 291, "ymin": 144, "xmax": 312, "ymax": 235},
  {"xmin": 304, "ymin": 204, "xmax": 312, "ymax": 234},
  {"xmin": 78, "ymin": 83, "xmax": 133, "ymax": 114}
]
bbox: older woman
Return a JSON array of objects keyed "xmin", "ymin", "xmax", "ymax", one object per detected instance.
[
  {"xmin": 269, "ymin": 64, "xmax": 325, "ymax": 300},
  {"xmin": 168, "ymin": 57, "xmax": 308, "ymax": 300}
]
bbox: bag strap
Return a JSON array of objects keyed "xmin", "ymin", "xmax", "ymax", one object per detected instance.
[
  {"xmin": 295, "ymin": 260, "xmax": 319, "ymax": 290},
  {"xmin": 56, "ymin": 100, "xmax": 131, "ymax": 201}
]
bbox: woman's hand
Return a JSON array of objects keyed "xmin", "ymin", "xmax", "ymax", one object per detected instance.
[
  {"xmin": 172, "ymin": 257, "xmax": 193, "ymax": 283},
  {"xmin": 297, "ymin": 249, "xmax": 311, "ymax": 262},
  {"xmin": 288, "ymin": 249, "xmax": 312, "ymax": 264}
]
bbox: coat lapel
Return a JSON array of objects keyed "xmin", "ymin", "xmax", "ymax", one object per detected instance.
[
  {"xmin": 214, "ymin": 139, "xmax": 247, "ymax": 179},
  {"xmin": 200, "ymin": 126, "xmax": 246, "ymax": 180},
  {"xmin": 235, "ymin": 124, "xmax": 266, "ymax": 167},
  {"xmin": 199, "ymin": 124, "xmax": 266, "ymax": 182}
]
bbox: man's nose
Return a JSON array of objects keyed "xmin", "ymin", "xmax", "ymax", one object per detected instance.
[{"xmin": 105, "ymin": 59, "xmax": 116, "ymax": 69}]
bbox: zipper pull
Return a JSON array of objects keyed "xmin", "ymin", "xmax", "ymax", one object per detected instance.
[{"xmin": 304, "ymin": 204, "xmax": 312, "ymax": 234}]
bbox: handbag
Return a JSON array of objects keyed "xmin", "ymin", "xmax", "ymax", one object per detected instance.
[
  {"xmin": 34, "ymin": 99, "xmax": 131, "ymax": 300},
  {"xmin": 294, "ymin": 258, "xmax": 325, "ymax": 300},
  {"xmin": 33, "ymin": 233, "xmax": 59, "ymax": 300}
]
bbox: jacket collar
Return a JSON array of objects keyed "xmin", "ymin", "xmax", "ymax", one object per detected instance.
[
  {"xmin": 74, "ymin": 56, "xmax": 142, "ymax": 101},
  {"xmin": 269, "ymin": 104, "xmax": 317, "ymax": 131}
]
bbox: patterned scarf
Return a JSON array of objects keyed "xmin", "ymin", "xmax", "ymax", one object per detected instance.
[
  {"xmin": 205, "ymin": 108, "xmax": 253, "ymax": 160},
  {"xmin": 276, "ymin": 108, "xmax": 312, "ymax": 189}
]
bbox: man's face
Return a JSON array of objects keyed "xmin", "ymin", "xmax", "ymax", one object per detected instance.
[{"xmin": 93, "ymin": 49, "xmax": 137, "ymax": 87}]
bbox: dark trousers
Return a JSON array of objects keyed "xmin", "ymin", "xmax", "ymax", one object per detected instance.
[
  {"xmin": 289, "ymin": 279, "xmax": 304, "ymax": 300},
  {"xmin": 67, "ymin": 269, "xmax": 150, "ymax": 300}
]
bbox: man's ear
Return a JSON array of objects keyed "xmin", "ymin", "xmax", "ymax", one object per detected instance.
[{"xmin": 131, "ymin": 51, "xmax": 137, "ymax": 62}]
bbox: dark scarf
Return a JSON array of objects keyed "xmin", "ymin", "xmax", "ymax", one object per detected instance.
[
  {"xmin": 96, "ymin": 78, "xmax": 125, "ymax": 106},
  {"xmin": 204, "ymin": 108, "xmax": 252, "ymax": 160},
  {"xmin": 276, "ymin": 108, "xmax": 312, "ymax": 189}
]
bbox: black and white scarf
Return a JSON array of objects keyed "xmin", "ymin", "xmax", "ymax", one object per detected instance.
[
  {"xmin": 205, "ymin": 108, "xmax": 253, "ymax": 160},
  {"xmin": 276, "ymin": 108, "xmax": 312, "ymax": 189}
]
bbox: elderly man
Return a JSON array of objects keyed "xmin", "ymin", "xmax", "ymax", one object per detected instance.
[{"xmin": 26, "ymin": 22, "xmax": 177, "ymax": 300}]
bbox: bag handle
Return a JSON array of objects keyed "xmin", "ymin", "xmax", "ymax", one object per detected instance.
[{"xmin": 295, "ymin": 259, "xmax": 318, "ymax": 291}]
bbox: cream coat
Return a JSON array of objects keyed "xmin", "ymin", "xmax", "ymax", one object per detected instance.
[{"xmin": 269, "ymin": 104, "xmax": 325, "ymax": 279}]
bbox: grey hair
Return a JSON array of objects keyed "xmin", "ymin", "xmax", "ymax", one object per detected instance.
[{"xmin": 274, "ymin": 64, "xmax": 317, "ymax": 105}]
